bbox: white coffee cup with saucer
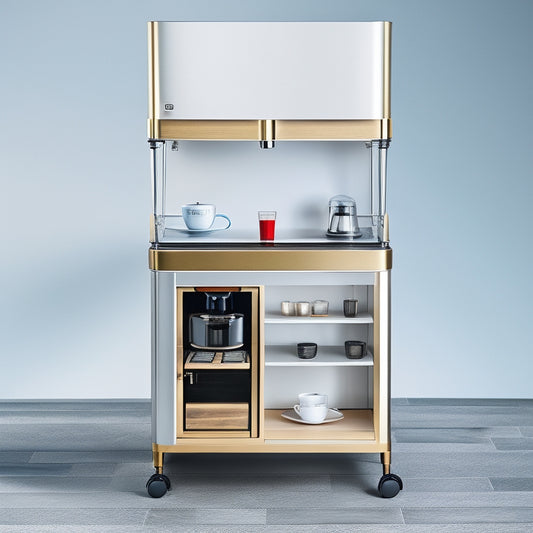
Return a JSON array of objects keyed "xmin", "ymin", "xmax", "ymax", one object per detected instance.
[
  {"xmin": 293, "ymin": 403, "xmax": 328, "ymax": 423},
  {"xmin": 180, "ymin": 202, "xmax": 231, "ymax": 231}
]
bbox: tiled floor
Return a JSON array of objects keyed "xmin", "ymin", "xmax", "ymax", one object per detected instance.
[{"xmin": 0, "ymin": 399, "xmax": 532, "ymax": 532}]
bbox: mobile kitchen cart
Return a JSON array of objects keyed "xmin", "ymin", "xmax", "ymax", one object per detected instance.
[{"xmin": 146, "ymin": 22, "xmax": 402, "ymax": 498}]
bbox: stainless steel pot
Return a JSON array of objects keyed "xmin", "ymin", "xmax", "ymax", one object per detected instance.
[{"xmin": 189, "ymin": 313, "xmax": 244, "ymax": 350}]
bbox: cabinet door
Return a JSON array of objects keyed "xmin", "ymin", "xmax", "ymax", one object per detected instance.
[
  {"xmin": 176, "ymin": 286, "xmax": 261, "ymax": 438},
  {"xmin": 153, "ymin": 22, "xmax": 390, "ymax": 120}
]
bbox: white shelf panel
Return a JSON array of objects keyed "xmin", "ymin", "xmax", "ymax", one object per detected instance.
[
  {"xmin": 265, "ymin": 345, "xmax": 373, "ymax": 367},
  {"xmin": 264, "ymin": 311, "xmax": 373, "ymax": 324}
]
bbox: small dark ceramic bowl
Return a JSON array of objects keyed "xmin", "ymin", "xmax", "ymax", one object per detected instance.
[
  {"xmin": 345, "ymin": 340, "xmax": 367, "ymax": 359},
  {"xmin": 297, "ymin": 342, "xmax": 318, "ymax": 359}
]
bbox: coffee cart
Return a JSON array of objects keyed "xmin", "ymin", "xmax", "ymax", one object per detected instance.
[{"xmin": 146, "ymin": 21, "xmax": 402, "ymax": 499}]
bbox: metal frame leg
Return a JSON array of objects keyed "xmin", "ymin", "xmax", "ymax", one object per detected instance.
[
  {"xmin": 153, "ymin": 450, "xmax": 164, "ymax": 474},
  {"xmin": 381, "ymin": 451, "xmax": 391, "ymax": 476}
]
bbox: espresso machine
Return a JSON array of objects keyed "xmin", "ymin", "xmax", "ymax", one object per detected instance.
[{"xmin": 181, "ymin": 289, "xmax": 254, "ymax": 433}]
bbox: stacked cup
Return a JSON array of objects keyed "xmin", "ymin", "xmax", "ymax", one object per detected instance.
[{"xmin": 294, "ymin": 392, "xmax": 328, "ymax": 423}]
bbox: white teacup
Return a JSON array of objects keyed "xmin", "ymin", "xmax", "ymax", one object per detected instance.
[
  {"xmin": 294, "ymin": 403, "xmax": 328, "ymax": 423},
  {"xmin": 181, "ymin": 203, "xmax": 231, "ymax": 231},
  {"xmin": 298, "ymin": 392, "xmax": 328, "ymax": 407}
]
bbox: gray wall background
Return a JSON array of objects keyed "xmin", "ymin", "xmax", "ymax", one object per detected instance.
[{"xmin": 1, "ymin": 0, "xmax": 531, "ymax": 399}]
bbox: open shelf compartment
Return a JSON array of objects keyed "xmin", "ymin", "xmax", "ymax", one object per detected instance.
[{"xmin": 263, "ymin": 409, "xmax": 374, "ymax": 440}]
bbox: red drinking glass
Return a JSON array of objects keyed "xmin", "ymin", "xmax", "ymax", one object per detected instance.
[{"xmin": 258, "ymin": 211, "xmax": 276, "ymax": 241}]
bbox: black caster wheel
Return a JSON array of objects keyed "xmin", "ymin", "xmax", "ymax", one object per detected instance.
[
  {"xmin": 146, "ymin": 473, "xmax": 171, "ymax": 498},
  {"xmin": 378, "ymin": 473, "xmax": 403, "ymax": 498}
]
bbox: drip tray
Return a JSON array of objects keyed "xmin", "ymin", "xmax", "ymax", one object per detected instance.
[
  {"xmin": 189, "ymin": 351, "xmax": 216, "ymax": 363},
  {"xmin": 185, "ymin": 350, "xmax": 250, "ymax": 370}
]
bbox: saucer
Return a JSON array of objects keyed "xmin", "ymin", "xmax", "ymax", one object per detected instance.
[
  {"xmin": 168, "ymin": 226, "xmax": 228, "ymax": 234},
  {"xmin": 281, "ymin": 408, "xmax": 344, "ymax": 425}
]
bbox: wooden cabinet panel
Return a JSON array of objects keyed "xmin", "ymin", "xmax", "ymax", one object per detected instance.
[{"xmin": 185, "ymin": 402, "xmax": 249, "ymax": 430}]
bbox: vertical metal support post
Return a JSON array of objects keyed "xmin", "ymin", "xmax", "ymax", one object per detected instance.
[
  {"xmin": 377, "ymin": 140, "xmax": 389, "ymax": 245},
  {"xmin": 153, "ymin": 450, "xmax": 164, "ymax": 474},
  {"xmin": 150, "ymin": 141, "xmax": 166, "ymax": 243},
  {"xmin": 381, "ymin": 451, "xmax": 391, "ymax": 475}
]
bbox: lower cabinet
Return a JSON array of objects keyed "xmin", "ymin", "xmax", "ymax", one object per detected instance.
[{"xmin": 172, "ymin": 271, "xmax": 386, "ymax": 444}]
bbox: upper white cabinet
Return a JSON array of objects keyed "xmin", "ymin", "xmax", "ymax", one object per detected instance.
[{"xmin": 150, "ymin": 22, "xmax": 391, "ymax": 121}]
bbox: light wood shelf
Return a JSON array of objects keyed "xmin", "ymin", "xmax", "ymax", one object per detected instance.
[
  {"xmin": 264, "ymin": 409, "xmax": 374, "ymax": 440},
  {"xmin": 265, "ymin": 345, "xmax": 373, "ymax": 367}
]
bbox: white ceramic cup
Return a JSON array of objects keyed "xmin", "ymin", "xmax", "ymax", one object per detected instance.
[
  {"xmin": 294, "ymin": 403, "xmax": 328, "ymax": 423},
  {"xmin": 298, "ymin": 392, "xmax": 328, "ymax": 407},
  {"xmin": 181, "ymin": 203, "xmax": 231, "ymax": 231}
]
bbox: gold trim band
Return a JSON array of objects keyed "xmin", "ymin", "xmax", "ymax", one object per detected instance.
[
  {"xmin": 149, "ymin": 249, "xmax": 392, "ymax": 272},
  {"xmin": 153, "ymin": 441, "xmax": 390, "ymax": 454},
  {"xmin": 148, "ymin": 119, "xmax": 392, "ymax": 142}
]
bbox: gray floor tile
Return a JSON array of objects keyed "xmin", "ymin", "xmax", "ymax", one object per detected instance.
[
  {"xmin": 492, "ymin": 438, "xmax": 533, "ymax": 450},
  {"xmin": 1, "ymin": 487, "xmax": 533, "ymax": 511},
  {"xmin": 30, "ymin": 450, "xmax": 151, "ymax": 463},
  {"xmin": 393, "ymin": 451, "xmax": 533, "ymax": 478},
  {"xmin": 0, "ymin": 526, "xmax": 531, "ymax": 533},
  {"xmin": 0, "ymin": 452, "xmax": 33, "ymax": 463},
  {"xmin": 0, "ymin": 424, "xmax": 150, "ymax": 451},
  {"xmin": 0, "ymin": 475, "xmax": 113, "ymax": 493},
  {"xmin": 267, "ymin": 507, "xmax": 404, "ymax": 525},
  {"xmin": 331, "ymin": 475, "xmax": 493, "ymax": 493},
  {"xmin": 1, "ymin": 399, "xmax": 533, "ymax": 528},
  {"xmin": 0, "ymin": 400, "xmax": 150, "ymax": 412},
  {"xmin": 145, "ymin": 508, "xmax": 267, "ymax": 526},
  {"xmin": 406, "ymin": 399, "xmax": 523, "ymax": 406},
  {"xmin": 490, "ymin": 477, "xmax": 533, "ymax": 491},
  {"xmin": 0, "ymin": 464, "xmax": 73, "ymax": 476},
  {"xmin": 391, "ymin": 398, "xmax": 409, "ymax": 405},
  {"xmin": 391, "ymin": 405, "xmax": 533, "ymax": 428},
  {"xmin": 138, "ymin": 473, "xmax": 331, "ymax": 492},
  {"xmin": 0, "ymin": 411, "xmax": 151, "ymax": 424},
  {"xmin": 0, "ymin": 508, "xmax": 148, "ymax": 525},
  {"xmin": 392, "ymin": 442, "xmax": 497, "ymax": 452},
  {"xmin": 393, "ymin": 427, "xmax": 520, "ymax": 443},
  {"xmin": 403, "ymin": 506, "xmax": 533, "ymax": 524}
]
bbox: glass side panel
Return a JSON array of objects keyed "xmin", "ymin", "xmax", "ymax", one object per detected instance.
[{"xmin": 150, "ymin": 140, "xmax": 388, "ymax": 245}]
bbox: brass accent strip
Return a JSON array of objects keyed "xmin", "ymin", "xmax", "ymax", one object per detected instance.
[
  {"xmin": 383, "ymin": 22, "xmax": 392, "ymax": 119},
  {"xmin": 159, "ymin": 120, "xmax": 259, "ymax": 140},
  {"xmin": 275, "ymin": 119, "xmax": 391, "ymax": 141},
  {"xmin": 147, "ymin": 22, "xmax": 160, "ymax": 139},
  {"xmin": 149, "ymin": 249, "xmax": 392, "ymax": 272},
  {"xmin": 194, "ymin": 287, "xmax": 241, "ymax": 293},
  {"xmin": 150, "ymin": 119, "xmax": 392, "ymax": 141},
  {"xmin": 153, "ymin": 441, "xmax": 389, "ymax": 454},
  {"xmin": 260, "ymin": 119, "xmax": 275, "ymax": 142}
]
